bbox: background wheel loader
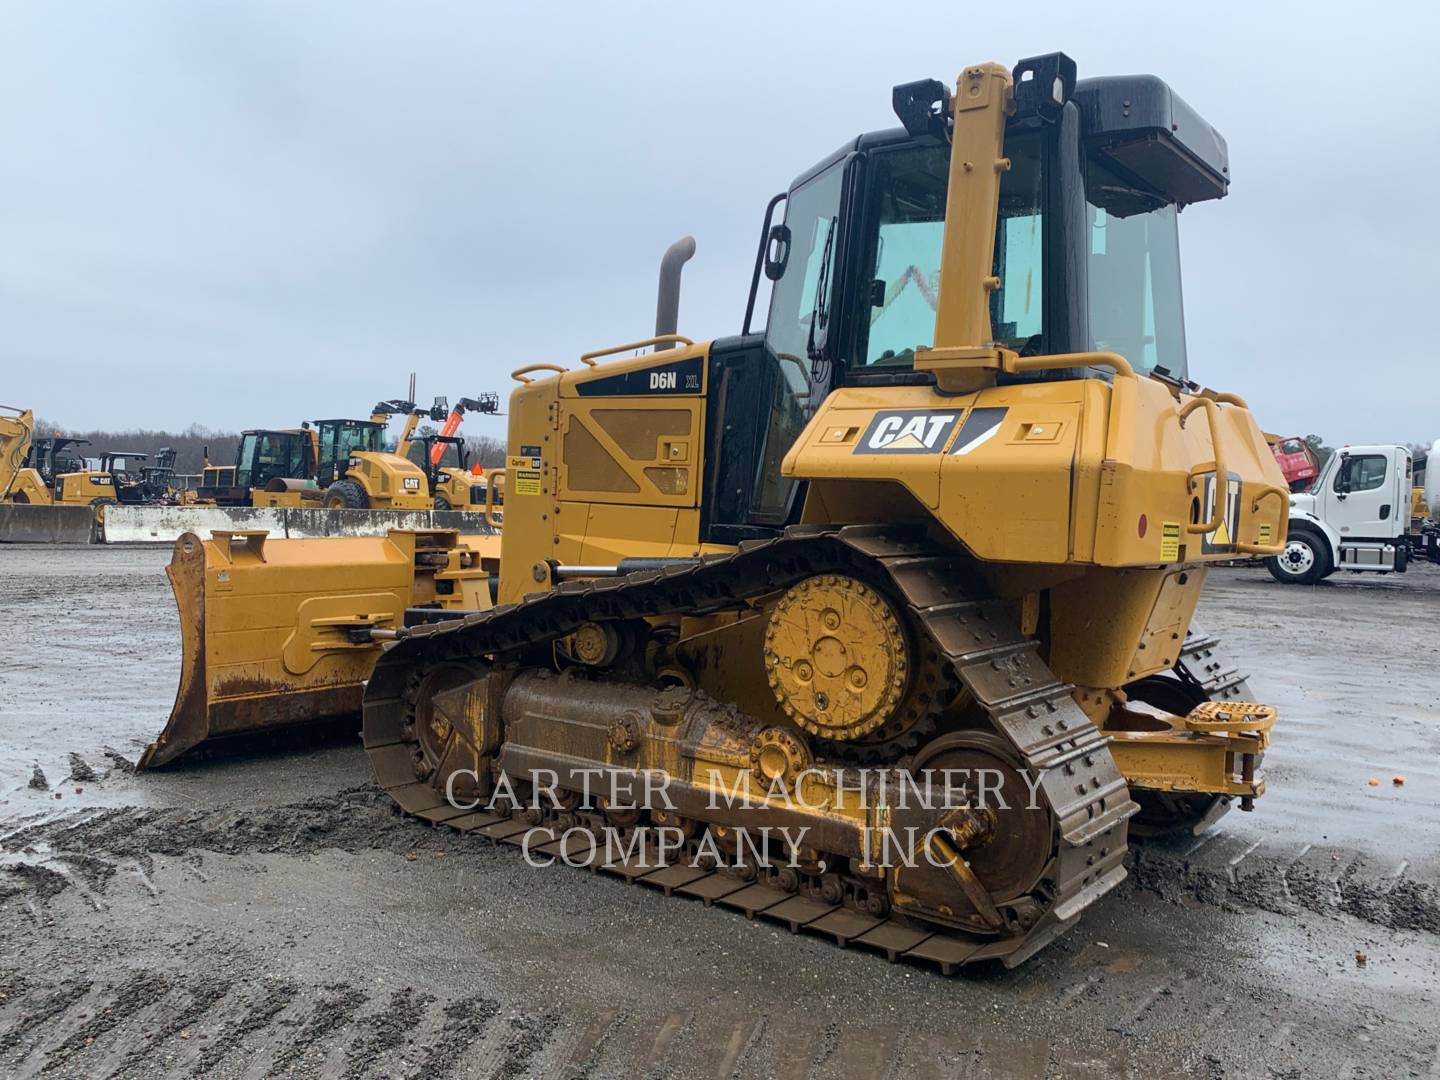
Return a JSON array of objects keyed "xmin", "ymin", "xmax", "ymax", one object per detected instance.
[
  {"xmin": 315, "ymin": 400, "xmax": 447, "ymax": 510},
  {"xmin": 143, "ymin": 53, "xmax": 1288, "ymax": 970},
  {"xmin": 195, "ymin": 399, "xmax": 457, "ymax": 509}
]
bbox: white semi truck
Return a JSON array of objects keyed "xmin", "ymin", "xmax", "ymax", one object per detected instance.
[{"xmin": 1266, "ymin": 443, "xmax": 1427, "ymax": 584}]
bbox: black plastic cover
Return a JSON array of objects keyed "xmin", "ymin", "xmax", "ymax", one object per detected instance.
[{"xmin": 1073, "ymin": 75, "xmax": 1229, "ymax": 208}]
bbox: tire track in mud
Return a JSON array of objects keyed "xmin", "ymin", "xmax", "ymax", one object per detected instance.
[
  {"xmin": 340, "ymin": 986, "xmax": 433, "ymax": 1080},
  {"xmin": 269, "ymin": 983, "xmax": 369, "ymax": 1078},
  {"xmin": 1127, "ymin": 842, "xmax": 1440, "ymax": 934},
  {"xmin": 0, "ymin": 976, "xmax": 92, "ymax": 1058},
  {"xmin": 0, "ymin": 968, "xmax": 539, "ymax": 1080},
  {"xmin": 1, "ymin": 788, "xmax": 454, "ymax": 871},
  {"xmin": 7, "ymin": 791, "xmax": 1437, "ymax": 939},
  {"xmin": 37, "ymin": 970, "xmax": 169, "ymax": 1074},
  {"xmin": 107, "ymin": 975, "xmax": 232, "ymax": 1079},
  {"xmin": 191, "ymin": 979, "xmax": 300, "ymax": 1076}
]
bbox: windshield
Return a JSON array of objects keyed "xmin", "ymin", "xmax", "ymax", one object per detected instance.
[
  {"xmin": 1085, "ymin": 159, "xmax": 1187, "ymax": 377},
  {"xmin": 861, "ymin": 145, "xmax": 947, "ymax": 366},
  {"xmin": 414, "ymin": 440, "xmax": 463, "ymax": 471},
  {"xmin": 325, "ymin": 422, "xmax": 384, "ymax": 458},
  {"xmin": 238, "ymin": 432, "xmax": 311, "ymax": 488},
  {"xmin": 851, "ymin": 132, "xmax": 1045, "ymax": 368}
]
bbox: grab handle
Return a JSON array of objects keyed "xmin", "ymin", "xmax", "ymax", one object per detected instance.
[
  {"xmin": 483, "ymin": 469, "xmax": 505, "ymax": 530},
  {"xmin": 1178, "ymin": 397, "xmax": 1227, "ymax": 535},
  {"xmin": 510, "ymin": 364, "xmax": 567, "ymax": 385},
  {"xmin": 580, "ymin": 335, "xmax": 694, "ymax": 365}
]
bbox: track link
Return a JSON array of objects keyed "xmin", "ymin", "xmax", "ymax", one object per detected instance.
[{"xmin": 363, "ymin": 524, "xmax": 1137, "ymax": 972}]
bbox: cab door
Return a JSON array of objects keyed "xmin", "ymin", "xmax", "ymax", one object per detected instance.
[{"xmin": 1321, "ymin": 448, "xmax": 1402, "ymax": 539}]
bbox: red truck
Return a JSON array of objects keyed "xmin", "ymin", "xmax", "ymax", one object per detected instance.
[{"xmin": 1267, "ymin": 434, "xmax": 1321, "ymax": 492}]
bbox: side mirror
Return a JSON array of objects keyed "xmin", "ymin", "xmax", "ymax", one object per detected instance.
[
  {"xmin": 763, "ymin": 224, "xmax": 791, "ymax": 281},
  {"xmin": 1336, "ymin": 454, "xmax": 1352, "ymax": 495}
]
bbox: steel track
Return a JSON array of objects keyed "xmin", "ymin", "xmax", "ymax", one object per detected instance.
[{"xmin": 362, "ymin": 524, "xmax": 1138, "ymax": 972}]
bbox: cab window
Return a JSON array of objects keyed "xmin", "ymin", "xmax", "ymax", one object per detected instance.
[
  {"xmin": 1336, "ymin": 454, "xmax": 1387, "ymax": 493},
  {"xmin": 755, "ymin": 162, "xmax": 846, "ymax": 523},
  {"xmin": 850, "ymin": 131, "xmax": 1045, "ymax": 370},
  {"xmin": 862, "ymin": 145, "xmax": 947, "ymax": 366}
]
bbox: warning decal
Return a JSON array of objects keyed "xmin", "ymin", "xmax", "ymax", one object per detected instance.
[
  {"xmin": 512, "ymin": 469, "xmax": 542, "ymax": 496},
  {"xmin": 1160, "ymin": 521, "xmax": 1182, "ymax": 561}
]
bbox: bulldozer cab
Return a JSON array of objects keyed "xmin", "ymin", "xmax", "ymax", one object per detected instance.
[
  {"xmin": 29, "ymin": 437, "xmax": 91, "ymax": 490},
  {"xmin": 314, "ymin": 419, "xmax": 385, "ymax": 484},
  {"xmin": 97, "ymin": 452, "xmax": 150, "ymax": 504},
  {"xmin": 704, "ymin": 56, "xmax": 1226, "ymax": 541}
]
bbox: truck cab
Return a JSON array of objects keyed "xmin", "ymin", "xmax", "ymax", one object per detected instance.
[{"xmin": 1269, "ymin": 444, "xmax": 1412, "ymax": 583}]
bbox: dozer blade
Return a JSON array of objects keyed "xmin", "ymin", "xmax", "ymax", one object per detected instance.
[{"xmin": 141, "ymin": 529, "xmax": 429, "ymax": 769}]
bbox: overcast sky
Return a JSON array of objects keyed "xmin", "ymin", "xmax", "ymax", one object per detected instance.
[{"xmin": 2, "ymin": 2, "xmax": 1437, "ymax": 445}]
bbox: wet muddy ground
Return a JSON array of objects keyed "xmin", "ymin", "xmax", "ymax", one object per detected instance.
[{"xmin": 1, "ymin": 544, "xmax": 1437, "ymax": 1079}]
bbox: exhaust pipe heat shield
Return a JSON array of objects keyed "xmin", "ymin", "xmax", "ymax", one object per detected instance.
[{"xmin": 141, "ymin": 530, "xmax": 420, "ymax": 768}]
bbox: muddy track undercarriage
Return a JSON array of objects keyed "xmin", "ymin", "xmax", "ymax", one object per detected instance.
[{"xmin": 362, "ymin": 524, "xmax": 1141, "ymax": 971}]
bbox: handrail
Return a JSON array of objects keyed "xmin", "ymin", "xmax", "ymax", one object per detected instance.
[
  {"xmin": 1001, "ymin": 350, "xmax": 1136, "ymax": 380},
  {"xmin": 1249, "ymin": 485, "xmax": 1289, "ymax": 514},
  {"xmin": 483, "ymin": 469, "xmax": 505, "ymax": 530},
  {"xmin": 1178, "ymin": 397, "xmax": 1227, "ymax": 534},
  {"xmin": 580, "ymin": 334, "xmax": 694, "ymax": 365},
  {"xmin": 1208, "ymin": 391, "xmax": 1250, "ymax": 409},
  {"xmin": 510, "ymin": 363, "xmax": 567, "ymax": 385},
  {"xmin": 1231, "ymin": 484, "xmax": 1290, "ymax": 555}
]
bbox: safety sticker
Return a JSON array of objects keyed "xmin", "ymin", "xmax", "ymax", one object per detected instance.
[
  {"xmin": 1160, "ymin": 521, "xmax": 1182, "ymax": 561},
  {"xmin": 512, "ymin": 469, "xmax": 542, "ymax": 496},
  {"xmin": 1258, "ymin": 523, "xmax": 1272, "ymax": 544}
]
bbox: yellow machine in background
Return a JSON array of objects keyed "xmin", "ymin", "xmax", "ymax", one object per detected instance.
[
  {"xmin": 144, "ymin": 54, "xmax": 1287, "ymax": 970},
  {"xmin": 315, "ymin": 400, "xmax": 445, "ymax": 510},
  {"xmin": 1, "ymin": 405, "xmax": 141, "ymax": 509},
  {"xmin": 410, "ymin": 434, "xmax": 487, "ymax": 510},
  {"xmin": 197, "ymin": 400, "xmax": 450, "ymax": 509}
]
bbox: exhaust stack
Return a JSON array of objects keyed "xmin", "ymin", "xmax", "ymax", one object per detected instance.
[{"xmin": 654, "ymin": 236, "xmax": 696, "ymax": 350}]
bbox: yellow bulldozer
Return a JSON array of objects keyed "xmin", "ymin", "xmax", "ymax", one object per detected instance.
[
  {"xmin": 1, "ymin": 405, "xmax": 151, "ymax": 509},
  {"xmin": 141, "ymin": 54, "xmax": 1287, "ymax": 971}
]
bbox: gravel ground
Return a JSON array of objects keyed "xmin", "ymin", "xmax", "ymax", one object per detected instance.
[{"xmin": 1, "ymin": 543, "xmax": 1437, "ymax": 1079}]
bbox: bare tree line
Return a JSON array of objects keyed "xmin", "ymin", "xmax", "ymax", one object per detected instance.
[{"xmin": 34, "ymin": 419, "xmax": 238, "ymax": 475}]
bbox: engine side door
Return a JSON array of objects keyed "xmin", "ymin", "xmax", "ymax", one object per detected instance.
[{"xmin": 553, "ymin": 345, "xmax": 708, "ymax": 563}]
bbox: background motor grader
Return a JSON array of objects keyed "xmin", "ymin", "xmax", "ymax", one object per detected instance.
[{"xmin": 144, "ymin": 54, "xmax": 1287, "ymax": 970}]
